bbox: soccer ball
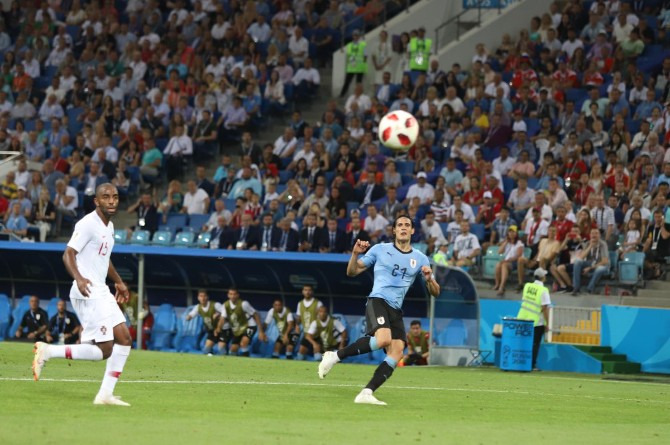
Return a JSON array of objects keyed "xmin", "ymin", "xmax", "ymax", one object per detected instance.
[{"xmin": 377, "ymin": 110, "xmax": 419, "ymax": 151}]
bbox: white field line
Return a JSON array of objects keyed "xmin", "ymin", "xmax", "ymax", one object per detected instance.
[{"xmin": 1, "ymin": 377, "xmax": 668, "ymax": 405}]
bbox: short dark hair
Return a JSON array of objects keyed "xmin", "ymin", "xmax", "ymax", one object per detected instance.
[
  {"xmin": 197, "ymin": 289, "xmax": 208, "ymax": 295},
  {"xmin": 393, "ymin": 215, "xmax": 414, "ymax": 229},
  {"xmin": 410, "ymin": 320, "xmax": 421, "ymax": 327}
]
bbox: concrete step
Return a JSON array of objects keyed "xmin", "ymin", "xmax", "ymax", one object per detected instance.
[
  {"xmin": 644, "ymin": 280, "xmax": 668, "ymax": 290},
  {"xmin": 635, "ymin": 289, "xmax": 670, "ymax": 299},
  {"xmin": 621, "ymin": 296, "xmax": 670, "ymax": 309}
]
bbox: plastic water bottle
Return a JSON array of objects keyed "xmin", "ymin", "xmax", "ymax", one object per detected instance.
[{"xmin": 604, "ymin": 284, "xmax": 610, "ymax": 296}]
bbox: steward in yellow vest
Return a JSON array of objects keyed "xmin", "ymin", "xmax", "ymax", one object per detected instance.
[
  {"xmin": 339, "ymin": 29, "xmax": 367, "ymax": 97},
  {"xmin": 516, "ymin": 268, "xmax": 551, "ymax": 370},
  {"xmin": 409, "ymin": 27, "xmax": 431, "ymax": 72}
]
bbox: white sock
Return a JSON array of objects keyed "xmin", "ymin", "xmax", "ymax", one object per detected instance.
[
  {"xmin": 47, "ymin": 344, "xmax": 103, "ymax": 361},
  {"xmin": 99, "ymin": 344, "xmax": 131, "ymax": 395}
]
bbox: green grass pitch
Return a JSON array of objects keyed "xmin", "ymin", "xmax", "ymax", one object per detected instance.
[{"xmin": 0, "ymin": 342, "xmax": 668, "ymax": 445}]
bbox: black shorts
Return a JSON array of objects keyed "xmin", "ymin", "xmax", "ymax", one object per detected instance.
[
  {"xmin": 231, "ymin": 326, "xmax": 257, "ymax": 345},
  {"xmin": 299, "ymin": 337, "xmax": 337, "ymax": 352},
  {"xmin": 365, "ymin": 297, "xmax": 406, "ymax": 343},
  {"xmin": 206, "ymin": 329, "xmax": 230, "ymax": 344}
]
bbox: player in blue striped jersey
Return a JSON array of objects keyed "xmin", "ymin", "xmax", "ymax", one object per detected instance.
[{"xmin": 318, "ymin": 216, "xmax": 441, "ymax": 405}]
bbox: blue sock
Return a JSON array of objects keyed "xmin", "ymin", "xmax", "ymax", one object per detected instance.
[
  {"xmin": 384, "ymin": 356, "xmax": 398, "ymax": 369},
  {"xmin": 296, "ymin": 353, "xmax": 305, "ymax": 360},
  {"xmin": 369, "ymin": 336, "xmax": 379, "ymax": 351}
]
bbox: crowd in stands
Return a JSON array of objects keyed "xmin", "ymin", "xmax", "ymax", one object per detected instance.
[{"xmin": 2, "ymin": 1, "xmax": 670, "ymax": 297}]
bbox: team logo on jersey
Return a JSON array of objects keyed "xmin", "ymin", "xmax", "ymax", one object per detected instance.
[
  {"xmin": 377, "ymin": 316, "xmax": 385, "ymax": 325},
  {"xmin": 100, "ymin": 326, "xmax": 107, "ymax": 335},
  {"xmin": 410, "ymin": 259, "xmax": 417, "ymax": 268}
]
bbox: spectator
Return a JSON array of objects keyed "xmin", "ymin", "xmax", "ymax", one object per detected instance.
[
  {"xmin": 292, "ymin": 58, "xmax": 320, "ymax": 100},
  {"xmin": 53, "ymin": 179, "xmax": 78, "ymax": 237},
  {"xmin": 298, "ymin": 180, "xmax": 329, "ymax": 218},
  {"xmin": 449, "ymin": 221, "xmax": 481, "ymax": 267},
  {"xmin": 32, "ymin": 189, "xmax": 56, "ymax": 243},
  {"xmin": 4, "ymin": 202, "xmax": 28, "ymax": 238},
  {"xmin": 229, "ymin": 213, "xmax": 260, "ymax": 251},
  {"xmin": 299, "ymin": 212, "xmax": 326, "ymax": 253},
  {"xmin": 274, "ymin": 217, "xmax": 300, "ymax": 252},
  {"xmin": 181, "ymin": 181, "xmax": 210, "ymax": 215},
  {"xmin": 127, "ymin": 193, "xmax": 159, "ymax": 236},
  {"xmin": 421, "ymin": 210, "xmax": 446, "ymax": 254},
  {"xmin": 405, "ymin": 172, "xmax": 434, "ymax": 205},
  {"xmin": 14, "ymin": 296, "xmax": 48, "ymax": 341},
  {"xmin": 46, "ymin": 299, "xmax": 81, "ymax": 345},
  {"xmin": 192, "ymin": 109, "xmax": 218, "ymax": 161},
  {"xmin": 163, "ymin": 125, "xmax": 193, "ymax": 181},
  {"xmin": 230, "ymin": 167, "xmax": 262, "ymax": 199},
  {"xmin": 345, "ymin": 215, "xmax": 371, "ymax": 252},
  {"xmin": 643, "ymin": 210, "xmax": 670, "ymax": 280},
  {"xmin": 493, "ymin": 226, "xmax": 524, "ymax": 296},
  {"xmin": 571, "ymin": 228, "xmax": 610, "ymax": 295},
  {"xmin": 320, "ymin": 218, "xmax": 346, "ymax": 253}
]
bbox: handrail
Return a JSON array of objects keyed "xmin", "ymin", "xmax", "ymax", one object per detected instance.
[
  {"xmin": 0, "ymin": 150, "xmax": 22, "ymax": 164},
  {"xmin": 434, "ymin": 0, "xmax": 518, "ymax": 49},
  {"xmin": 338, "ymin": 0, "xmax": 411, "ymax": 49}
]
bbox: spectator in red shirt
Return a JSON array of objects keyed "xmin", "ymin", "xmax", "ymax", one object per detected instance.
[
  {"xmin": 604, "ymin": 161, "xmax": 630, "ymax": 191},
  {"xmin": 574, "ymin": 173, "xmax": 595, "ymax": 206},
  {"xmin": 551, "ymin": 206, "xmax": 574, "ymax": 241},
  {"xmin": 563, "ymin": 151, "xmax": 588, "ymax": 191},
  {"xmin": 463, "ymin": 176, "xmax": 484, "ymax": 206},
  {"xmin": 551, "ymin": 59, "xmax": 578, "ymax": 89},
  {"xmin": 475, "ymin": 190, "xmax": 502, "ymax": 230}
]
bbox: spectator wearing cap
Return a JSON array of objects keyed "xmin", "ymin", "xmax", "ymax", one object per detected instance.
[
  {"xmin": 475, "ymin": 189, "xmax": 502, "ymax": 233},
  {"xmin": 449, "ymin": 221, "xmax": 481, "ymax": 268},
  {"xmin": 7, "ymin": 185, "xmax": 32, "ymax": 222},
  {"xmin": 405, "ymin": 172, "xmax": 434, "ymax": 206},
  {"xmin": 493, "ymin": 225, "xmax": 524, "ymax": 297},
  {"xmin": 517, "ymin": 267, "xmax": 551, "ymax": 370}
]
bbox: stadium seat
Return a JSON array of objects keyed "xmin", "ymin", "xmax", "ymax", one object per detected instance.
[
  {"xmin": 470, "ymin": 223, "xmax": 485, "ymax": 242},
  {"xmin": 46, "ymin": 297, "xmax": 60, "ymax": 318},
  {"xmin": 173, "ymin": 306, "xmax": 204, "ymax": 353},
  {"xmin": 174, "ymin": 231, "xmax": 195, "ymax": 247},
  {"xmin": 8, "ymin": 296, "xmax": 31, "ymax": 338},
  {"xmin": 149, "ymin": 304, "xmax": 178, "ymax": 351},
  {"xmin": 0, "ymin": 294, "xmax": 10, "ymax": 340},
  {"xmin": 166, "ymin": 214, "xmax": 188, "ymax": 233},
  {"xmin": 114, "ymin": 229, "xmax": 128, "ymax": 244},
  {"xmin": 618, "ymin": 252, "xmax": 644, "ymax": 286},
  {"xmin": 196, "ymin": 232, "xmax": 212, "ymax": 248},
  {"xmin": 151, "ymin": 230, "xmax": 173, "ymax": 246},
  {"xmin": 187, "ymin": 214, "xmax": 209, "ymax": 231},
  {"xmin": 482, "ymin": 247, "xmax": 503, "ymax": 280},
  {"xmin": 130, "ymin": 230, "xmax": 150, "ymax": 245},
  {"xmin": 251, "ymin": 320, "xmax": 279, "ymax": 358},
  {"xmin": 438, "ymin": 319, "xmax": 468, "ymax": 346},
  {"xmin": 411, "ymin": 242, "xmax": 428, "ymax": 254}
]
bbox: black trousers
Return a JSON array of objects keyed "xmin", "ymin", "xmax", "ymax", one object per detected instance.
[
  {"xmin": 532, "ymin": 325, "xmax": 545, "ymax": 368},
  {"xmin": 339, "ymin": 72, "xmax": 364, "ymax": 97}
]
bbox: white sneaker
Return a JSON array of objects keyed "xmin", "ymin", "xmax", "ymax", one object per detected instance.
[
  {"xmin": 317, "ymin": 350, "xmax": 339, "ymax": 379},
  {"xmin": 93, "ymin": 392, "xmax": 131, "ymax": 407},
  {"xmin": 32, "ymin": 342, "xmax": 48, "ymax": 381},
  {"xmin": 354, "ymin": 388, "xmax": 387, "ymax": 406}
]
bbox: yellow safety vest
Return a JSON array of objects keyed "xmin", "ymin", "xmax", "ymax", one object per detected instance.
[
  {"xmin": 346, "ymin": 41, "xmax": 367, "ymax": 74},
  {"xmin": 409, "ymin": 37, "xmax": 431, "ymax": 71},
  {"xmin": 517, "ymin": 282, "xmax": 547, "ymax": 326},
  {"xmin": 433, "ymin": 250, "xmax": 448, "ymax": 267}
]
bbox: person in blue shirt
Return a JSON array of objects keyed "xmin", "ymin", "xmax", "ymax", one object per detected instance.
[
  {"xmin": 317, "ymin": 216, "xmax": 440, "ymax": 405},
  {"xmin": 4, "ymin": 202, "xmax": 28, "ymax": 237}
]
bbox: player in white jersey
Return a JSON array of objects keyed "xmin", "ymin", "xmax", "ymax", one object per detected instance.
[{"xmin": 32, "ymin": 183, "xmax": 133, "ymax": 406}]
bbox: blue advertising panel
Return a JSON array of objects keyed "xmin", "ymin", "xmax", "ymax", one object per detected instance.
[{"xmin": 500, "ymin": 317, "xmax": 533, "ymax": 371}]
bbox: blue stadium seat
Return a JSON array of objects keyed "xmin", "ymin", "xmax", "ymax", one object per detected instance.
[
  {"xmin": 251, "ymin": 320, "xmax": 278, "ymax": 358},
  {"xmin": 114, "ymin": 229, "xmax": 128, "ymax": 244},
  {"xmin": 187, "ymin": 214, "xmax": 209, "ymax": 231},
  {"xmin": 166, "ymin": 214, "xmax": 188, "ymax": 233},
  {"xmin": 0, "ymin": 294, "xmax": 10, "ymax": 340},
  {"xmin": 196, "ymin": 232, "xmax": 212, "ymax": 248},
  {"xmin": 482, "ymin": 247, "xmax": 503, "ymax": 280},
  {"xmin": 174, "ymin": 231, "xmax": 195, "ymax": 247},
  {"xmin": 151, "ymin": 230, "xmax": 173, "ymax": 246},
  {"xmin": 173, "ymin": 305, "xmax": 204, "ymax": 353},
  {"xmin": 149, "ymin": 304, "xmax": 178, "ymax": 351},
  {"xmin": 130, "ymin": 230, "xmax": 150, "ymax": 245},
  {"xmin": 9, "ymin": 296, "xmax": 32, "ymax": 339},
  {"xmin": 618, "ymin": 252, "xmax": 644, "ymax": 285},
  {"xmin": 46, "ymin": 297, "xmax": 60, "ymax": 319},
  {"xmin": 411, "ymin": 242, "xmax": 428, "ymax": 254},
  {"xmin": 470, "ymin": 223, "xmax": 485, "ymax": 242}
]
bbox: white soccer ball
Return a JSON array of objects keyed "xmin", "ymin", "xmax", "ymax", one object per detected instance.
[{"xmin": 377, "ymin": 110, "xmax": 419, "ymax": 151}]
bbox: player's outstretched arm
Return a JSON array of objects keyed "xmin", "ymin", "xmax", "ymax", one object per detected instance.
[
  {"xmin": 346, "ymin": 240, "xmax": 370, "ymax": 277},
  {"xmin": 421, "ymin": 266, "xmax": 440, "ymax": 297},
  {"xmin": 108, "ymin": 261, "xmax": 129, "ymax": 304},
  {"xmin": 63, "ymin": 247, "xmax": 92, "ymax": 297}
]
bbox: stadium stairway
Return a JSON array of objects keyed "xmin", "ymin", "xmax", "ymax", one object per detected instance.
[
  {"xmin": 575, "ymin": 346, "xmax": 642, "ymax": 375},
  {"xmin": 625, "ymin": 280, "xmax": 670, "ymax": 309}
]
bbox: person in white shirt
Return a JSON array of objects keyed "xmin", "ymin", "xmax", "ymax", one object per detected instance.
[
  {"xmin": 38, "ymin": 95, "xmax": 64, "ymax": 122},
  {"xmin": 561, "ymin": 28, "xmax": 584, "ymax": 58},
  {"xmin": 405, "ymin": 172, "xmax": 435, "ymax": 205},
  {"xmin": 32, "ymin": 183, "xmax": 134, "ymax": 406},
  {"xmin": 263, "ymin": 299, "xmax": 297, "ymax": 359},
  {"xmin": 205, "ymin": 55, "xmax": 226, "ymax": 81},
  {"xmin": 163, "ymin": 125, "xmax": 193, "ymax": 181},
  {"xmin": 128, "ymin": 51, "xmax": 147, "ymax": 83},
  {"xmin": 299, "ymin": 305, "xmax": 347, "ymax": 361},
  {"xmin": 22, "ymin": 50, "xmax": 40, "ymax": 78},
  {"xmin": 45, "ymin": 37, "xmax": 71, "ymax": 67},
  {"xmin": 59, "ymin": 66, "xmax": 77, "ymax": 92},
  {"xmin": 446, "ymin": 195, "xmax": 476, "ymax": 223},
  {"xmin": 492, "ymin": 146, "xmax": 516, "ymax": 176},
  {"xmin": 185, "ymin": 290, "xmax": 225, "ymax": 355},
  {"xmin": 421, "ymin": 210, "xmax": 447, "ymax": 253},
  {"xmin": 211, "ymin": 14, "xmax": 230, "ymax": 40},
  {"xmin": 215, "ymin": 288, "xmax": 267, "ymax": 356},
  {"xmin": 449, "ymin": 221, "xmax": 481, "ymax": 267},
  {"xmin": 364, "ymin": 204, "xmax": 389, "ymax": 243},
  {"xmin": 182, "ymin": 180, "xmax": 210, "ymax": 215},
  {"xmin": 288, "ymin": 27, "xmax": 309, "ymax": 65},
  {"xmin": 344, "ymin": 83, "xmax": 372, "ymax": 114},
  {"xmin": 443, "ymin": 86, "xmax": 466, "ymax": 115},
  {"xmin": 167, "ymin": 0, "xmax": 188, "ymax": 26},
  {"xmin": 203, "ymin": 199, "xmax": 232, "ymax": 232},
  {"xmin": 247, "ymin": 14, "xmax": 271, "ymax": 43},
  {"xmin": 292, "ymin": 58, "xmax": 320, "ymax": 100},
  {"xmin": 484, "ymin": 73, "xmax": 510, "ymax": 98},
  {"xmin": 273, "ymin": 127, "xmax": 298, "ymax": 159},
  {"xmin": 289, "ymin": 141, "xmax": 316, "ymax": 169},
  {"xmin": 523, "ymin": 192, "xmax": 554, "ymax": 224},
  {"xmin": 53, "ymin": 179, "xmax": 78, "ymax": 237}
]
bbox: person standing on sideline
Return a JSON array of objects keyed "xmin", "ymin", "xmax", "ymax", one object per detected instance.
[
  {"xmin": 32, "ymin": 183, "xmax": 133, "ymax": 406},
  {"xmin": 339, "ymin": 30, "xmax": 367, "ymax": 97},
  {"xmin": 517, "ymin": 268, "xmax": 551, "ymax": 371},
  {"xmin": 409, "ymin": 27, "xmax": 432, "ymax": 74},
  {"xmin": 318, "ymin": 216, "xmax": 440, "ymax": 405}
]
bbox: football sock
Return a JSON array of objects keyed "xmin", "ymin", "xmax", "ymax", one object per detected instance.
[
  {"xmin": 296, "ymin": 353, "xmax": 305, "ymax": 360},
  {"xmin": 286, "ymin": 353, "xmax": 293, "ymax": 360},
  {"xmin": 239, "ymin": 347, "xmax": 250, "ymax": 357},
  {"xmin": 47, "ymin": 344, "xmax": 103, "ymax": 361},
  {"xmin": 336, "ymin": 336, "xmax": 377, "ymax": 360},
  {"xmin": 314, "ymin": 352, "xmax": 322, "ymax": 361},
  {"xmin": 271, "ymin": 353, "xmax": 279, "ymax": 358},
  {"xmin": 99, "ymin": 344, "xmax": 131, "ymax": 395},
  {"xmin": 203, "ymin": 345, "xmax": 212, "ymax": 354},
  {"xmin": 365, "ymin": 356, "xmax": 397, "ymax": 392}
]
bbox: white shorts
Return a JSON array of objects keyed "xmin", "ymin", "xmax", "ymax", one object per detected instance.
[{"xmin": 70, "ymin": 283, "xmax": 126, "ymax": 343}]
